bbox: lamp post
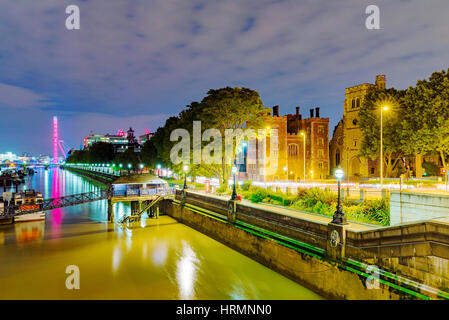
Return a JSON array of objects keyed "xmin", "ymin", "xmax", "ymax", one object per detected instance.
[
  {"xmin": 331, "ymin": 168, "xmax": 346, "ymax": 224},
  {"xmin": 156, "ymin": 164, "xmax": 161, "ymax": 176},
  {"xmin": 231, "ymin": 166, "xmax": 238, "ymax": 200},
  {"xmin": 183, "ymin": 165, "xmax": 188, "ymax": 190},
  {"xmin": 127, "ymin": 163, "xmax": 132, "ymax": 174},
  {"xmin": 380, "ymin": 106, "xmax": 388, "ymax": 188},
  {"xmin": 283, "ymin": 166, "xmax": 288, "ymax": 180},
  {"xmin": 300, "ymin": 131, "xmax": 306, "ymax": 182},
  {"xmin": 139, "ymin": 164, "xmax": 144, "ymax": 174}
]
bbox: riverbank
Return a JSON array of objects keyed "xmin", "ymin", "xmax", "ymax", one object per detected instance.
[
  {"xmin": 161, "ymin": 190, "xmax": 449, "ymax": 300},
  {"xmin": 63, "ymin": 166, "xmax": 113, "ymax": 186}
]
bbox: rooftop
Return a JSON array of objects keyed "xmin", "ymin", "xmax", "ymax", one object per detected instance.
[{"xmin": 112, "ymin": 173, "xmax": 167, "ymax": 185}]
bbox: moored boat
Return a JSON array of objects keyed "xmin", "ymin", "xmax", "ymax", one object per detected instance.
[{"xmin": 14, "ymin": 211, "xmax": 46, "ymax": 222}]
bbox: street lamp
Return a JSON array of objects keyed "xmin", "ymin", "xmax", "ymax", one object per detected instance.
[
  {"xmin": 157, "ymin": 164, "xmax": 161, "ymax": 176},
  {"xmin": 231, "ymin": 166, "xmax": 238, "ymax": 200},
  {"xmin": 380, "ymin": 106, "xmax": 389, "ymax": 188},
  {"xmin": 183, "ymin": 165, "xmax": 188, "ymax": 190},
  {"xmin": 283, "ymin": 166, "xmax": 287, "ymax": 180},
  {"xmin": 332, "ymin": 168, "xmax": 346, "ymax": 224},
  {"xmin": 139, "ymin": 164, "xmax": 144, "ymax": 174},
  {"xmin": 300, "ymin": 131, "xmax": 306, "ymax": 182}
]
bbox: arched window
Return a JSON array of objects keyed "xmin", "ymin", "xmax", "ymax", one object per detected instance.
[
  {"xmin": 336, "ymin": 150, "xmax": 341, "ymax": 166},
  {"xmin": 356, "ymin": 98, "xmax": 360, "ymax": 108},
  {"xmin": 288, "ymin": 144, "xmax": 298, "ymax": 157},
  {"xmin": 351, "ymin": 99, "xmax": 355, "ymax": 108}
]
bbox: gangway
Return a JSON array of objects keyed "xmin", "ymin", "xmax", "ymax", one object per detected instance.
[
  {"xmin": 120, "ymin": 192, "xmax": 173, "ymax": 223},
  {"xmin": 0, "ymin": 190, "xmax": 109, "ymax": 219}
]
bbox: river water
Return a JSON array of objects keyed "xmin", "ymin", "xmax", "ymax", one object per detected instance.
[{"xmin": 0, "ymin": 168, "xmax": 322, "ymax": 299}]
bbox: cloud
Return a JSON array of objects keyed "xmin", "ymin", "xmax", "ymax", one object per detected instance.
[
  {"xmin": 0, "ymin": 0, "xmax": 448, "ymax": 153},
  {"xmin": 0, "ymin": 83, "xmax": 48, "ymax": 108}
]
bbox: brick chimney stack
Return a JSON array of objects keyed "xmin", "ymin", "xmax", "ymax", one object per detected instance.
[
  {"xmin": 315, "ymin": 107, "xmax": 320, "ymax": 118},
  {"xmin": 273, "ymin": 105, "xmax": 279, "ymax": 117},
  {"xmin": 309, "ymin": 108, "xmax": 314, "ymax": 118}
]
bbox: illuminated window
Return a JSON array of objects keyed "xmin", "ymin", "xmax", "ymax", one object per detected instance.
[
  {"xmin": 288, "ymin": 144, "xmax": 298, "ymax": 157},
  {"xmin": 318, "ymin": 138, "xmax": 324, "ymax": 146}
]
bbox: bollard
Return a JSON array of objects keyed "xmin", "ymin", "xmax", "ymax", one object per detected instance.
[{"xmin": 360, "ymin": 189, "xmax": 366, "ymax": 202}]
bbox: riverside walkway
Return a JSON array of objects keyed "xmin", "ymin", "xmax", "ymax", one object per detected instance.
[{"xmin": 191, "ymin": 190, "xmax": 378, "ymax": 232}]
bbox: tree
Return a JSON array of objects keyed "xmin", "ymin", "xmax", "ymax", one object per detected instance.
[
  {"xmin": 196, "ymin": 87, "xmax": 269, "ymax": 185},
  {"xmin": 359, "ymin": 88, "xmax": 407, "ymax": 177},
  {"xmin": 146, "ymin": 87, "xmax": 269, "ymax": 186},
  {"xmin": 402, "ymin": 69, "xmax": 449, "ymax": 170},
  {"xmin": 140, "ymin": 139, "xmax": 158, "ymax": 168},
  {"xmin": 113, "ymin": 149, "xmax": 141, "ymax": 172},
  {"xmin": 87, "ymin": 142, "xmax": 115, "ymax": 164},
  {"xmin": 66, "ymin": 150, "xmax": 89, "ymax": 163}
]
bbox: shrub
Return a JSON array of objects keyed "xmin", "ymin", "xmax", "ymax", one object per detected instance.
[
  {"xmin": 216, "ymin": 184, "xmax": 229, "ymax": 195},
  {"xmin": 298, "ymin": 188, "xmax": 337, "ymax": 207},
  {"xmin": 360, "ymin": 198, "xmax": 390, "ymax": 226},
  {"xmin": 249, "ymin": 187, "xmax": 269, "ymax": 203}
]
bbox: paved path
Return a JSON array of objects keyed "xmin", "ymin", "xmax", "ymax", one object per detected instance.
[{"xmin": 190, "ymin": 190, "xmax": 380, "ymax": 232}]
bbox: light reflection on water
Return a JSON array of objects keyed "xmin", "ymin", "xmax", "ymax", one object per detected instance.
[{"xmin": 0, "ymin": 168, "xmax": 322, "ymax": 300}]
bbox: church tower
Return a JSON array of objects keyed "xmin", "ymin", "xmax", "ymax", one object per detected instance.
[{"xmin": 333, "ymin": 75, "xmax": 386, "ymax": 179}]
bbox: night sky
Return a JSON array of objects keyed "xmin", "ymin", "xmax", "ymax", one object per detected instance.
[{"xmin": 0, "ymin": 0, "xmax": 448, "ymax": 155}]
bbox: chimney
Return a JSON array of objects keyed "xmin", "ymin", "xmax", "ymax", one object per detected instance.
[
  {"xmin": 315, "ymin": 107, "xmax": 320, "ymax": 118},
  {"xmin": 309, "ymin": 108, "xmax": 314, "ymax": 118},
  {"xmin": 273, "ymin": 105, "xmax": 279, "ymax": 117},
  {"xmin": 296, "ymin": 106, "xmax": 300, "ymax": 116}
]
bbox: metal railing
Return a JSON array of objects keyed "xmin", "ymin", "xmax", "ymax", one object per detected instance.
[{"xmin": 0, "ymin": 190, "xmax": 109, "ymax": 218}]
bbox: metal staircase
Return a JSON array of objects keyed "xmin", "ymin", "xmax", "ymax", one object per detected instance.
[{"xmin": 120, "ymin": 193, "xmax": 167, "ymax": 223}]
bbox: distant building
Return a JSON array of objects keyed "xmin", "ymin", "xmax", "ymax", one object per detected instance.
[
  {"xmin": 126, "ymin": 127, "xmax": 141, "ymax": 152},
  {"xmin": 0, "ymin": 152, "xmax": 19, "ymax": 162},
  {"xmin": 245, "ymin": 105, "xmax": 330, "ymax": 181},
  {"xmin": 83, "ymin": 132, "xmax": 128, "ymax": 153},
  {"xmin": 139, "ymin": 129, "xmax": 154, "ymax": 145},
  {"xmin": 83, "ymin": 128, "xmax": 143, "ymax": 153}
]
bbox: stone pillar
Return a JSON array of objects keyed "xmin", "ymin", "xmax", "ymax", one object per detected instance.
[
  {"xmin": 227, "ymin": 200, "xmax": 237, "ymax": 224},
  {"xmin": 415, "ymin": 154, "xmax": 423, "ymax": 178},
  {"xmin": 107, "ymin": 199, "xmax": 114, "ymax": 222},
  {"xmin": 326, "ymin": 223, "xmax": 348, "ymax": 260}
]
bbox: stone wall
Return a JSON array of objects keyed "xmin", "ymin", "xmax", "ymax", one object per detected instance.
[
  {"xmin": 160, "ymin": 199, "xmax": 405, "ymax": 300},
  {"xmin": 163, "ymin": 191, "xmax": 449, "ymax": 298},
  {"xmin": 390, "ymin": 191, "xmax": 449, "ymax": 225}
]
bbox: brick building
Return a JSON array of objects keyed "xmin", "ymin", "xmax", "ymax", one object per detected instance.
[{"xmin": 245, "ymin": 105, "xmax": 329, "ymax": 181}]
